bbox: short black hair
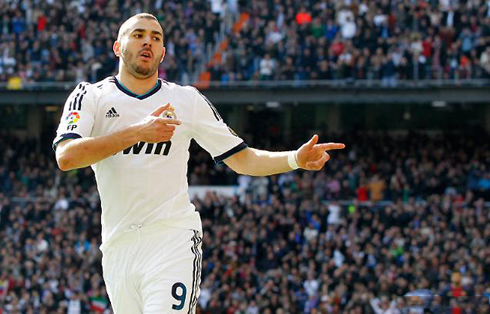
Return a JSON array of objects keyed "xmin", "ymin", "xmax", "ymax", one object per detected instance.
[{"xmin": 117, "ymin": 13, "xmax": 164, "ymax": 42}]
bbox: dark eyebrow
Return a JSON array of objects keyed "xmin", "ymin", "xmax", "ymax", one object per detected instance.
[{"xmin": 131, "ymin": 28, "xmax": 163, "ymax": 37}]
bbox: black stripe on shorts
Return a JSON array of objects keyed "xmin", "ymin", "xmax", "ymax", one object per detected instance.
[
  {"xmin": 190, "ymin": 234, "xmax": 202, "ymax": 311},
  {"xmin": 188, "ymin": 231, "xmax": 199, "ymax": 314}
]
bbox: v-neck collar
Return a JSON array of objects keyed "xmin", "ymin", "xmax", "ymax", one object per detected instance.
[{"xmin": 112, "ymin": 76, "xmax": 162, "ymax": 100}]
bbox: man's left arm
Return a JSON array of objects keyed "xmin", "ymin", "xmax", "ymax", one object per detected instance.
[
  {"xmin": 188, "ymin": 87, "xmax": 344, "ymax": 175},
  {"xmin": 224, "ymin": 134, "xmax": 345, "ymax": 176}
]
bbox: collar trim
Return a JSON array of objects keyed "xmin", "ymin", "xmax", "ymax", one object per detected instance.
[{"xmin": 113, "ymin": 76, "xmax": 162, "ymax": 100}]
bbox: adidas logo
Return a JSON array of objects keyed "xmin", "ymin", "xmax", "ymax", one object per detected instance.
[{"xmin": 106, "ymin": 107, "xmax": 120, "ymax": 118}]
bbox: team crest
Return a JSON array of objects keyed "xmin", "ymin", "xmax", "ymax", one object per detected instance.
[{"xmin": 162, "ymin": 104, "xmax": 177, "ymax": 119}]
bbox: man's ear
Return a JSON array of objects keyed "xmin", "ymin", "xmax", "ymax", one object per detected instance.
[
  {"xmin": 113, "ymin": 41, "xmax": 121, "ymax": 58},
  {"xmin": 160, "ymin": 47, "xmax": 166, "ymax": 63}
]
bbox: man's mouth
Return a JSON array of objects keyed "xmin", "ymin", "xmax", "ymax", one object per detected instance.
[{"xmin": 139, "ymin": 51, "xmax": 152, "ymax": 61}]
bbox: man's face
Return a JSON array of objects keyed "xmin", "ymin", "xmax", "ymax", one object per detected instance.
[
  {"xmin": 451, "ymin": 273, "xmax": 462, "ymax": 286},
  {"xmin": 115, "ymin": 18, "xmax": 165, "ymax": 78}
]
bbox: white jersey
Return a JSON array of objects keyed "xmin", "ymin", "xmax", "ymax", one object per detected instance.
[{"xmin": 53, "ymin": 76, "xmax": 246, "ymax": 249}]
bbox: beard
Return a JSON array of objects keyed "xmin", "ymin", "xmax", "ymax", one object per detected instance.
[{"xmin": 121, "ymin": 47, "xmax": 161, "ymax": 78}]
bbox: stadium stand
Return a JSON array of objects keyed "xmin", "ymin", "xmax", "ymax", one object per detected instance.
[
  {"xmin": 2, "ymin": 0, "xmax": 490, "ymax": 87},
  {"xmin": 202, "ymin": 0, "xmax": 490, "ymax": 84},
  {"xmin": 1, "ymin": 130, "xmax": 489, "ymax": 313},
  {"xmin": 0, "ymin": 0, "xmax": 223, "ymax": 85}
]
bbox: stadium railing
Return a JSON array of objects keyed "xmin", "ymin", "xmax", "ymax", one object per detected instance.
[{"xmin": 1, "ymin": 79, "xmax": 489, "ymax": 91}]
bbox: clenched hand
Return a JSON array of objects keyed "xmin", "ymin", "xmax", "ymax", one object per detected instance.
[{"xmin": 133, "ymin": 103, "xmax": 181, "ymax": 143}]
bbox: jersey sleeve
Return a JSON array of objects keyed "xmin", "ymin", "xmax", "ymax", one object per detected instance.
[
  {"xmin": 190, "ymin": 87, "xmax": 247, "ymax": 163},
  {"xmin": 52, "ymin": 82, "xmax": 96, "ymax": 151}
]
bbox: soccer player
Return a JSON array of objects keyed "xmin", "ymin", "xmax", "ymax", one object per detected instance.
[{"xmin": 53, "ymin": 13, "xmax": 345, "ymax": 314}]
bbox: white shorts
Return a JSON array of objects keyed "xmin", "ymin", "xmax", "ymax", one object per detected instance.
[{"xmin": 101, "ymin": 223, "xmax": 203, "ymax": 314}]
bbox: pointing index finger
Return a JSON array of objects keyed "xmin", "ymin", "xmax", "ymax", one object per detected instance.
[
  {"xmin": 150, "ymin": 103, "xmax": 170, "ymax": 116},
  {"xmin": 315, "ymin": 143, "xmax": 345, "ymax": 151}
]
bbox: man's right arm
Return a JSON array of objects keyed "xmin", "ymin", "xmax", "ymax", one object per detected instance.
[
  {"xmin": 55, "ymin": 104, "xmax": 180, "ymax": 171},
  {"xmin": 56, "ymin": 125, "xmax": 140, "ymax": 171}
]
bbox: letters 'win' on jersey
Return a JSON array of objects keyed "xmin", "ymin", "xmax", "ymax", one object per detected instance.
[{"xmin": 53, "ymin": 76, "xmax": 247, "ymax": 247}]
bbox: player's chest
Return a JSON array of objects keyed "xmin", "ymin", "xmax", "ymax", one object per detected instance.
[{"xmin": 93, "ymin": 96, "xmax": 192, "ymax": 137}]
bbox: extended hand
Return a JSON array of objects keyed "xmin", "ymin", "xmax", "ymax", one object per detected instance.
[{"xmin": 296, "ymin": 135, "xmax": 345, "ymax": 171}]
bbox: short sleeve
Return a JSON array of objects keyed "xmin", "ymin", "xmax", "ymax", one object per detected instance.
[
  {"xmin": 190, "ymin": 88, "xmax": 247, "ymax": 163},
  {"xmin": 52, "ymin": 82, "xmax": 96, "ymax": 151}
]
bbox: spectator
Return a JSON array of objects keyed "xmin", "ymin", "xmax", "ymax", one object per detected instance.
[
  {"xmin": 477, "ymin": 172, "xmax": 490, "ymax": 191},
  {"xmin": 327, "ymin": 201, "xmax": 342, "ymax": 225},
  {"xmin": 304, "ymin": 272, "xmax": 319, "ymax": 298},
  {"xmin": 459, "ymin": 28, "xmax": 475, "ymax": 55},
  {"xmin": 296, "ymin": 6, "xmax": 312, "ymax": 26},
  {"xmin": 368, "ymin": 174, "xmax": 386, "ymax": 201},
  {"xmin": 382, "ymin": 52, "xmax": 397, "ymax": 87},
  {"xmin": 369, "ymin": 295, "xmax": 399, "ymax": 314},
  {"xmin": 341, "ymin": 16, "xmax": 356, "ymax": 39},
  {"xmin": 259, "ymin": 53, "xmax": 275, "ymax": 80}
]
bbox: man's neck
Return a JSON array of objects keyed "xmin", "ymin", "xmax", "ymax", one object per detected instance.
[{"xmin": 117, "ymin": 68, "xmax": 158, "ymax": 95}]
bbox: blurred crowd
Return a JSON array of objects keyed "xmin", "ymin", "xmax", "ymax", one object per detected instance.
[
  {"xmin": 3, "ymin": 0, "xmax": 490, "ymax": 88},
  {"xmin": 0, "ymin": 129, "xmax": 489, "ymax": 313},
  {"xmin": 212, "ymin": 0, "xmax": 490, "ymax": 83},
  {"xmin": 0, "ymin": 0, "xmax": 225, "ymax": 86}
]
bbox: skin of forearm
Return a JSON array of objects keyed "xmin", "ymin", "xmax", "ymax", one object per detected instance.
[
  {"xmin": 56, "ymin": 125, "xmax": 140, "ymax": 171},
  {"xmin": 226, "ymin": 147, "xmax": 295, "ymax": 176}
]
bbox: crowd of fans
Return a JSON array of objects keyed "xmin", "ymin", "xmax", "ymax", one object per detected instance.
[
  {"xmin": 3, "ymin": 0, "xmax": 490, "ymax": 87},
  {"xmin": 0, "ymin": 0, "xmax": 225, "ymax": 86},
  {"xmin": 213, "ymin": 0, "xmax": 490, "ymax": 83},
  {"xmin": 0, "ymin": 128, "xmax": 489, "ymax": 313}
]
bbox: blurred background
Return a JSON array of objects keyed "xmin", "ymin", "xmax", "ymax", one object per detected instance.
[{"xmin": 1, "ymin": 0, "xmax": 490, "ymax": 313}]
